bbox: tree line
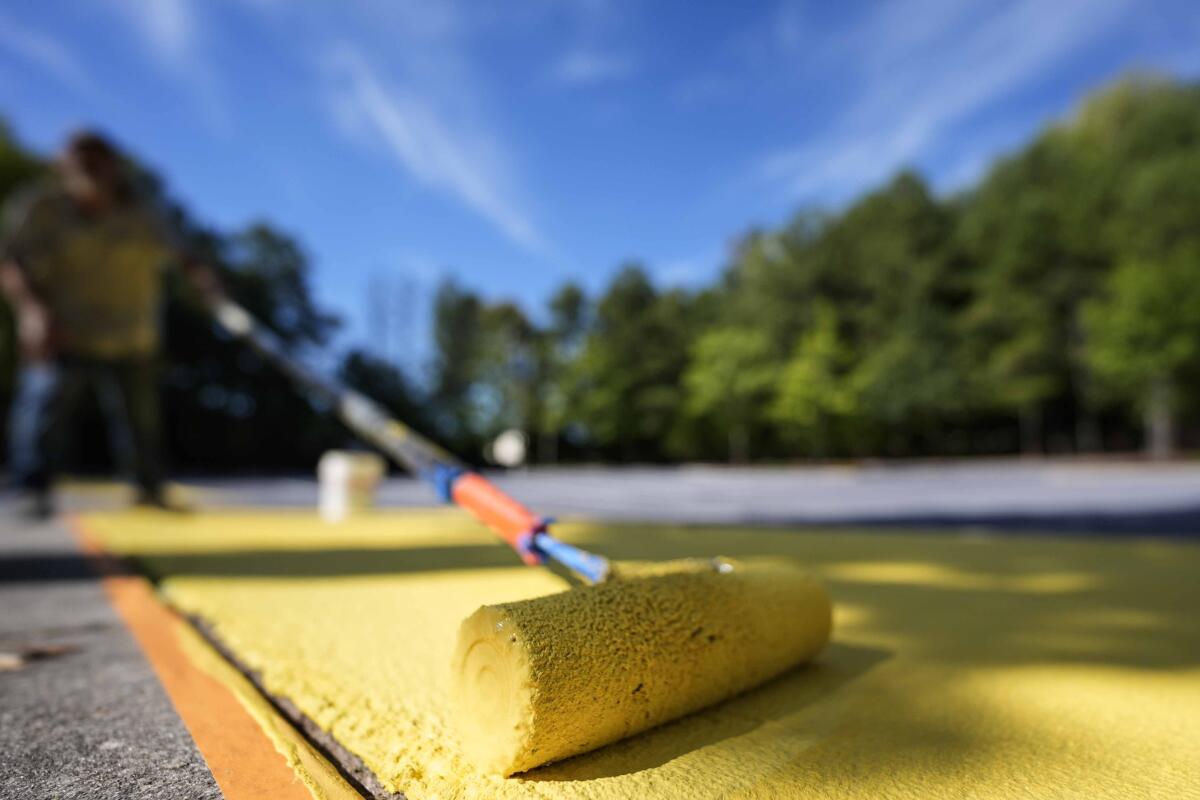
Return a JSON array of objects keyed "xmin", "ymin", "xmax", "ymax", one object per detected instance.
[
  {"xmin": 0, "ymin": 74, "xmax": 1196, "ymax": 472},
  {"xmin": 429, "ymin": 76, "xmax": 1200, "ymax": 463}
]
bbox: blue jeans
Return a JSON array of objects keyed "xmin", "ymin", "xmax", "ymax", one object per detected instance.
[{"xmin": 9, "ymin": 358, "xmax": 164, "ymax": 496}]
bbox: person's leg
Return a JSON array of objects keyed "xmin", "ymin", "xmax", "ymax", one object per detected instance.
[
  {"xmin": 95, "ymin": 367, "xmax": 136, "ymax": 485},
  {"xmin": 8, "ymin": 361, "xmax": 86, "ymax": 515},
  {"xmin": 99, "ymin": 358, "xmax": 165, "ymax": 502},
  {"xmin": 9, "ymin": 363, "xmax": 59, "ymax": 494}
]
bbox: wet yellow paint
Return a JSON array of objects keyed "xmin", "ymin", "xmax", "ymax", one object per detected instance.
[
  {"xmin": 174, "ymin": 616, "xmax": 361, "ymax": 800},
  {"xmin": 84, "ymin": 509, "xmax": 1200, "ymax": 799}
]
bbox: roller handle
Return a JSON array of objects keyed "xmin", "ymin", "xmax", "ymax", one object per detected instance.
[
  {"xmin": 446, "ymin": 470, "xmax": 610, "ymax": 581},
  {"xmin": 451, "ymin": 472, "xmax": 545, "ymax": 565},
  {"xmin": 209, "ymin": 298, "xmax": 610, "ymax": 582}
]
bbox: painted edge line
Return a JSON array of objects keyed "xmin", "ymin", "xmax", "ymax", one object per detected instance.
[
  {"xmin": 67, "ymin": 513, "xmax": 331, "ymax": 800},
  {"xmin": 184, "ymin": 613, "xmax": 404, "ymax": 800}
]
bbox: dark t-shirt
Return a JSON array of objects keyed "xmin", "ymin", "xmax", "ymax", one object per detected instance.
[{"xmin": 0, "ymin": 179, "xmax": 180, "ymax": 358}]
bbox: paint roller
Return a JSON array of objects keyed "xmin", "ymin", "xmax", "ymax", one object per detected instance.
[{"xmin": 209, "ymin": 298, "xmax": 833, "ymax": 775}]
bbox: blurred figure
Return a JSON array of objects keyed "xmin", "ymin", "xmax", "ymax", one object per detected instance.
[{"xmin": 0, "ymin": 130, "xmax": 220, "ymax": 517}]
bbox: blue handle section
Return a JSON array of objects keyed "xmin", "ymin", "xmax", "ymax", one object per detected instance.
[
  {"xmin": 426, "ymin": 463, "xmax": 464, "ymax": 503},
  {"xmin": 512, "ymin": 531, "xmax": 542, "ymax": 565},
  {"xmin": 531, "ymin": 532, "xmax": 610, "ymax": 583}
]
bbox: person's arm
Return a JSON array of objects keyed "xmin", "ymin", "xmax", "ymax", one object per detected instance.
[
  {"xmin": 1, "ymin": 184, "xmax": 61, "ymax": 362},
  {"xmin": 177, "ymin": 254, "xmax": 225, "ymax": 308},
  {"xmin": 0, "ymin": 260, "xmax": 54, "ymax": 362}
]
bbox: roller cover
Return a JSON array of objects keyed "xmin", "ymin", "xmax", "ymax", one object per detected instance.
[{"xmin": 451, "ymin": 558, "xmax": 832, "ymax": 775}]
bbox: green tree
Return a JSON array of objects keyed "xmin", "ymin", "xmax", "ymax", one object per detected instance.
[
  {"xmin": 823, "ymin": 173, "xmax": 965, "ymax": 453},
  {"xmin": 339, "ymin": 350, "xmax": 430, "ymax": 441},
  {"xmin": 162, "ymin": 219, "xmax": 347, "ymax": 471},
  {"xmin": 475, "ymin": 301, "xmax": 546, "ymax": 445},
  {"xmin": 685, "ymin": 327, "xmax": 777, "ymax": 462},
  {"xmin": 850, "ymin": 310, "xmax": 967, "ymax": 454},
  {"xmin": 958, "ymin": 138, "xmax": 1081, "ymax": 453},
  {"xmin": 541, "ymin": 282, "xmax": 590, "ymax": 462},
  {"xmin": 1084, "ymin": 254, "xmax": 1200, "ymax": 458},
  {"xmin": 224, "ymin": 225, "xmax": 339, "ymax": 347},
  {"xmin": 771, "ymin": 305, "xmax": 857, "ymax": 456},
  {"xmin": 548, "ymin": 282, "xmax": 588, "ymax": 349},
  {"xmin": 570, "ymin": 265, "xmax": 694, "ymax": 460},
  {"xmin": 430, "ymin": 278, "xmax": 485, "ymax": 451},
  {"xmin": 0, "ymin": 122, "xmax": 43, "ymax": 198},
  {"xmin": 1082, "ymin": 127, "xmax": 1200, "ymax": 457}
]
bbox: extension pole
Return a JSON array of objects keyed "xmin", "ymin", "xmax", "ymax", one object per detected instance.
[{"xmin": 210, "ymin": 299, "xmax": 609, "ymax": 583}]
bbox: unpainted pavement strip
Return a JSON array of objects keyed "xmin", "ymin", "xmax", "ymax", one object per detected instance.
[{"xmin": 0, "ymin": 514, "xmax": 222, "ymax": 800}]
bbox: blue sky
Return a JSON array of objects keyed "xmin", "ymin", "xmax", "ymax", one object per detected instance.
[{"xmin": 1, "ymin": 1, "xmax": 1198, "ymax": 366}]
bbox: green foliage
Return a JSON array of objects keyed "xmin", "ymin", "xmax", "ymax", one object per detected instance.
[
  {"xmin": 428, "ymin": 284, "xmax": 558, "ymax": 461},
  {"xmin": 0, "ymin": 122, "xmax": 42, "ymax": 197},
  {"xmin": 540, "ymin": 282, "xmax": 588, "ymax": 454},
  {"xmin": 224, "ymin": 225, "xmax": 339, "ymax": 347},
  {"xmin": 568, "ymin": 266, "xmax": 693, "ymax": 460},
  {"xmin": 1084, "ymin": 253, "xmax": 1200, "ymax": 401},
  {"xmin": 476, "ymin": 301, "xmax": 547, "ymax": 438},
  {"xmin": 771, "ymin": 305, "xmax": 857, "ymax": 452},
  {"xmin": 685, "ymin": 326, "xmax": 777, "ymax": 461},
  {"xmin": 548, "ymin": 282, "xmax": 588, "ymax": 347},
  {"xmin": 159, "ymin": 217, "xmax": 348, "ymax": 471},
  {"xmin": 430, "ymin": 278, "xmax": 485, "ymax": 449},
  {"xmin": 851, "ymin": 310, "xmax": 965, "ymax": 426},
  {"xmin": 340, "ymin": 350, "xmax": 431, "ymax": 442},
  {"xmin": 958, "ymin": 135, "xmax": 1079, "ymax": 418}
]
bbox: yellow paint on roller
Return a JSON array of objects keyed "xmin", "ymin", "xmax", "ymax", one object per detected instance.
[
  {"xmin": 82, "ymin": 509, "xmax": 1200, "ymax": 799},
  {"xmin": 453, "ymin": 558, "xmax": 831, "ymax": 774}
]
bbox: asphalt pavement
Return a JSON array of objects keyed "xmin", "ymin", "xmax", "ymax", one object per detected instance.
[{"xmin": 0, "ymin": 513, "xmax": 221, "ymax": 800}]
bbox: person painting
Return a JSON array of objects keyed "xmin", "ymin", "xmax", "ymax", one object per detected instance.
[{"xmin": 0, "ymin": 130, "xmax": 221, "ymax": 517}]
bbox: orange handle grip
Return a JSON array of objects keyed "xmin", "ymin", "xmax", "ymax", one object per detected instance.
[{"xmin": 451, "ymin": 473, "xmax": 542, "ymax": 564}]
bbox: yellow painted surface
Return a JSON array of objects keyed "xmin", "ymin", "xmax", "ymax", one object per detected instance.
[
  {"xmin": 453, "ymin": 559, "xmax": 831, "ymax": 774},
  {"xmin": 84, "ymin": 509, "xmax": 1200, "ymax": 799},
  {"xmin": 173, "ymin": 615, "xmax": 362, "ymax": 800}
]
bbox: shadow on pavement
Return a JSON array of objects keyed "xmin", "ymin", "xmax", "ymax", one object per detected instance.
[{"xmin": 0, "ymin": 552, "xmax": 131, "ymax": 583}]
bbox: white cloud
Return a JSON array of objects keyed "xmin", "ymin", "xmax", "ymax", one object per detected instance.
[
  {"xmin": 103, "ymin": 0, "xmax": 230, "ymax": 134},
  {"xmin": 0, "ymin": 12, "xmax": 91, "ymax": 92},
  {"xmin": 226, "ymin": 2, "xmax": 552, "ymax": 254},
  {"xmin": 108, "ymin": 0, "xmax": 194, "ymax": 65},
  {"xmin": 759, "ymin": 0, "xmax": 1136, "ymax": 202},
  {"xmin": 551, "ymin": 49, "xmax": 633, "ymax": 86},
  {"xmin": 326, "ymin": 47, "xmax": 547, "ymax": 255}
]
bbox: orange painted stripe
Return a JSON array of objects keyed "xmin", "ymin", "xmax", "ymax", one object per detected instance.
[{"xmin": 69, "ymin": 516, "xmax": 319, "ymax": 800}]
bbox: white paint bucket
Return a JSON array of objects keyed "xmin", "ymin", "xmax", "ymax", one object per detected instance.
[{"xmin": 318, "ymin": 450, "xmax": 385, "ymax": 523}]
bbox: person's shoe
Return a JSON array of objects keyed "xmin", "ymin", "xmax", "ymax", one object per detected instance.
[{"xmin": 133, "ymin": 489, "xmax": 193, "ymax": 514}]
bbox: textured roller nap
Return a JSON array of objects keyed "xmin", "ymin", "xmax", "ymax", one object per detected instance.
[{"xmin": 452, "ymin": 558, "xmax": 833, "ymax": 775}]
